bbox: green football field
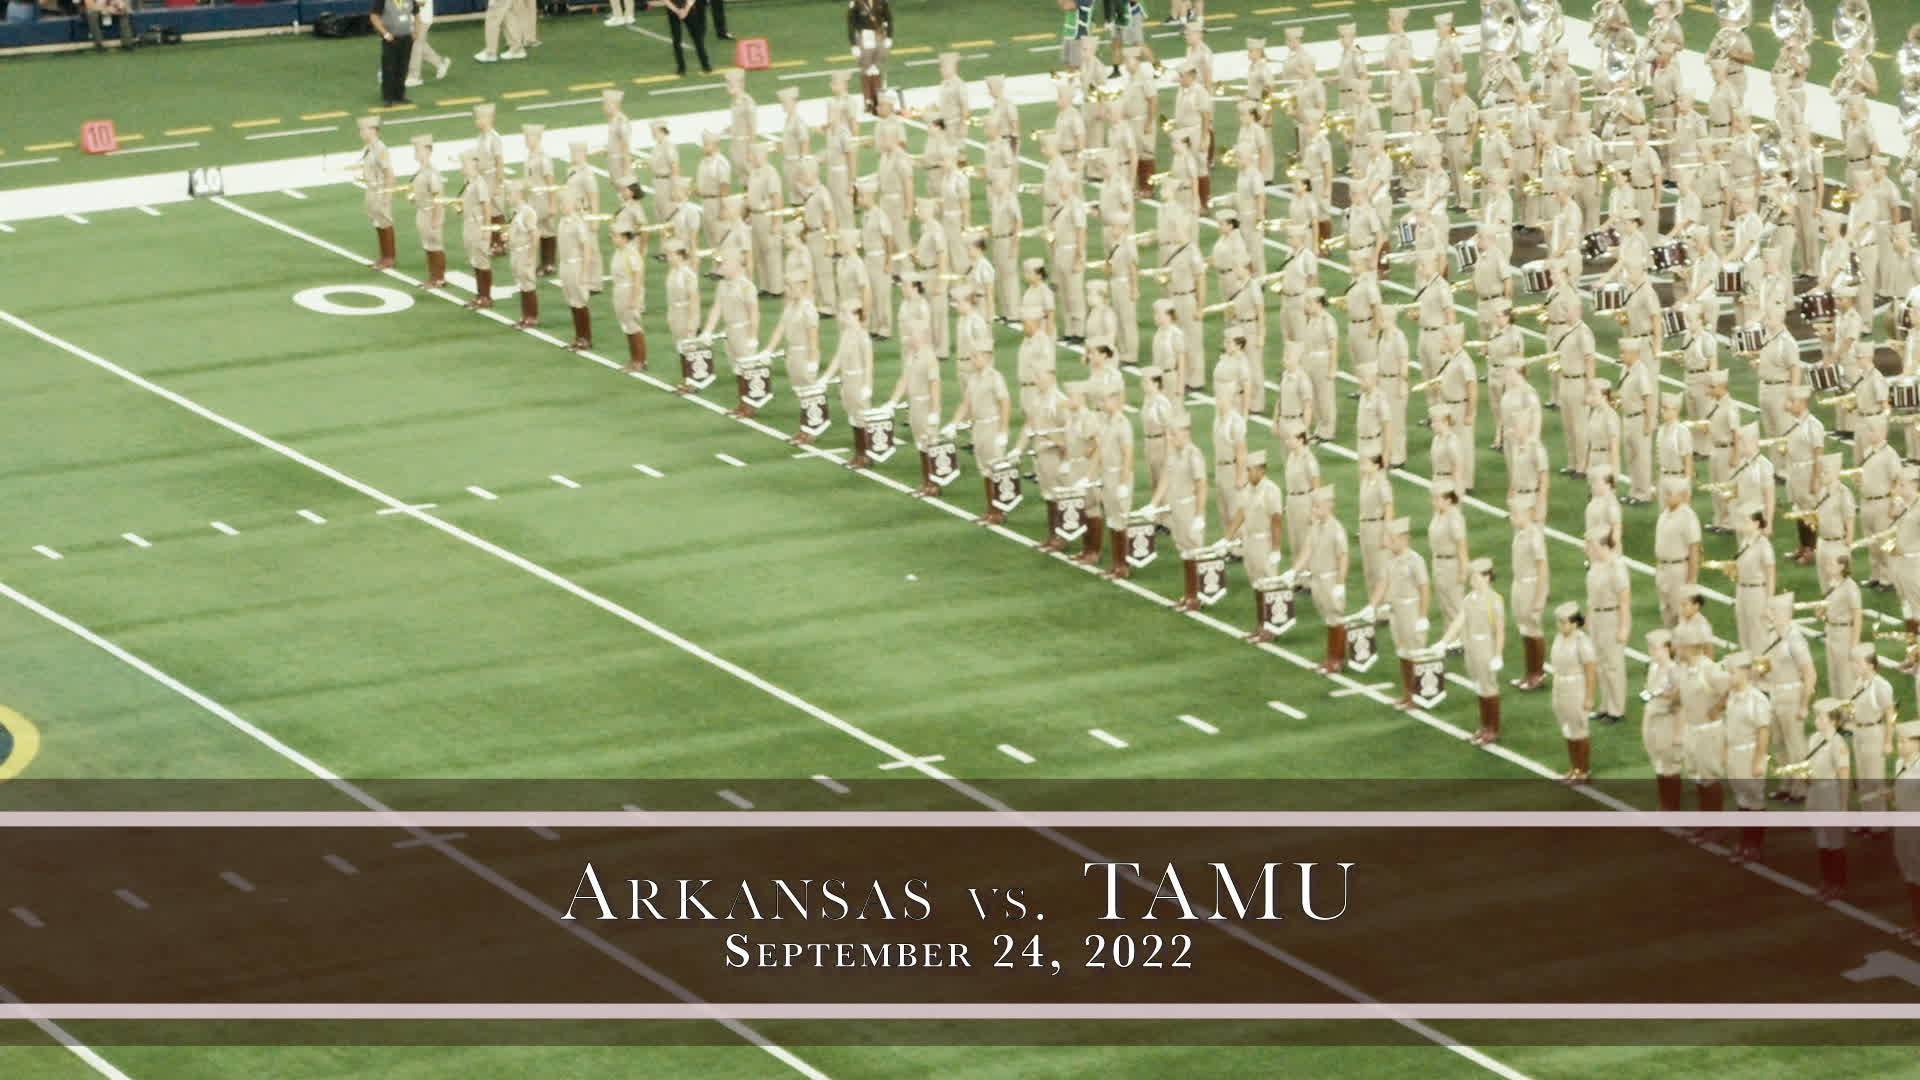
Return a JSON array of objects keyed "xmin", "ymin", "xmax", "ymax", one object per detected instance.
[{"xmin": 6, "ymin": 0, "xmax": 1920, "ymax": 1076}]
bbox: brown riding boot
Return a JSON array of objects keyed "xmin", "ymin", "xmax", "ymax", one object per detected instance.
[
  {"xmin": 566, "ymin": 306, "xmax": 592, "ymax": 351},
  {"xmin": 1698, "ymin": 780, "xmax": 1725, "ymax": 814},
  {"xmin": 538, "ymin": 236, "xmax": 558, "ymax": 276},
  {"xmin": 1174, "ymin": 559, "xmax": 1201, "ymax": 611},
  {"xmin": 465, "ymin": 267, "xmax": 494, "ymax": 309},
  {"xmin": 863, "ymin": 74, "xmax": 880, "ymax": 115},
  {"xmin": 370, "ymin": 226, "xmax": 397, "ymax": 270},
  {"xmin": 1816, "ymin": 847, "xmax": 1847, "ymax": 901},
  {"xmin": 489, "ymin": 216, "xmax": 507, "ymax": 256},
  {"xmin": 1794, "ymin": 522, "xmax": 1817, "ymax": 564},
  {"xmin": 848, "ymin": 427, "xmax": 871, "ymax": 470},
  {"xmin": 1514, "ymin": 636, "xmax": 1547, "ymax": 690},
  {"xmin": 1655, "ymin": 773, "xmax": 1684, "ymax": 812},
  {"xmin": 1197, "ymin": 174, "xmax": 1211, "ymax": 207},
  {"xmin": 1735, "ymin": 815, "xmax": 1766, "ymax": 863},
  {"xmin": 625, "ymin": 331, "xmax": 647, "ymax": 372},
  {"xmin": 1472, "ymin": 695, "xmax": 1501, "ymax": 745},
  {"xmin": 916, "ymin": 452, "xmax": 939, "ymax": 496},
  {"xmin": 983, "ymin": 472, "xmax": 1013, "ymax": 522},
  {"xmin": 1319, "ymin": 625, "xmax": 1347, "ymax": 672},
  {"xmin": 514, "ymin": 288, "xmax": 539, "ymax": 329},
  {"xmin": 1076, "ymin": 516, "xmax": 1104, "ymax": 564},
  {"xmin": 1104, "ymin": 528, "xmax": 1131, "ymax": 579},
  {"xmin": 422, "ymin": 250, "xmax": 447, "ymax": 289},
  {"xmin": 1038, "ymin": 501, "xmax": 1066, "ymax": 552},
  {"xmin": 1394, "ymin": 659, "xmax": 1415, "ymax": 709},
  {"xmin": 1136, "ymin": 157, "xmax": 1156, "ymax": 198},
  {"xmin": 1247, "ymin": 589, "xmax": 1275, "ymax": 643}
]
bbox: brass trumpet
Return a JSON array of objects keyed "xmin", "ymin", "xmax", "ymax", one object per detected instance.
[
  {"xmin": 1755, "ymin": 434, "xmax": 1791, "ymax": 450},
  {"xmin": 1853, "ymin": 527, "xmax": 1897, "ymax": 552},
  {"xmin": 1836, "ymin": 464, "xmax": 1865, "ymax": 480},
  {"xmin": 1829, "ymin": 187, "xmax": 1858, "ymax": 210},
  {"xmin": 1699, "ymin": 559, "xmax": 1737, "ymax": 574},
  {"xmin": 1508, "ymin": 303, "xmax": 1546, "ymax": 318},
  {"xmin": 1783, "ymin": 508, "xmax": 1820, "ymax": 523},
  {"xmin": 1792, "ymin": 599, "xmax": 1828, "ymax": 614}
]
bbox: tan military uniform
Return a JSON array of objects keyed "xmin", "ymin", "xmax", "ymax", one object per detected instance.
[{"xmin": 1551, "ymin": 629, "xmax": 1597, "ymax": 738}]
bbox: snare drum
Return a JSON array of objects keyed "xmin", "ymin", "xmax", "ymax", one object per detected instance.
[
  {"xmin": 1892, "ymin": 377, "xmax": 1920, "ymax": 412},
  {"xmin": 1396, "ymin": 220, "xmax": 1417, "ymax": 249},
  {"xmin": 1660, "ymin": 308, "xmax": 1687, "ymax": 339},
  {"xmin": 1733, "ymin": 325, "xmax": 1766, "ymax": 353},
  {"xmin": 1580, "ymin": 228, "xmax": 1613, "ymax": 260},
  {"xmin": 1594, "ymin": 282, "xmax": 1628, "ymax": 312},
  {"xmin": 1651, "ymin": 241, "xmax": 1690, "ymax": 272},
  {"xmin": 1898, "ymin": 298, "xmax": 1915, "ymax": 340},
  {"xmin": 1717, "ymin": 262, "xmax": 1746, "ymax": 296},
  {"xmin": 1808, "ymin": 362, "xmax": 1842, "ymax": 392},
  {"xmin": 1521, "ymin": 259, "xmax": 1552, "ymax": 293},
  {"xmin": 1451, "ymin": 239, "xmax": 1480, "ymax": 272},
  {"xmin": 1796, "ymin": 290, "xmax": 1836, "ymax": 323}
]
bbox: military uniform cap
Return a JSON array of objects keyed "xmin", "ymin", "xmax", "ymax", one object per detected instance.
[
  {"xmin": 1555, "ymin": 601, "xmax": 1580, "ymax": 620},
  {"xmin": 1246, "ymin": 450, "xmax": 1269, "ymax": 468}
]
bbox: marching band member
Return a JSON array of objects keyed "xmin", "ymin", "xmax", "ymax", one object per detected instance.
[
  {"xmin": 1822, "ymin": 551, "xmax": 1866, "ymax": 718},
  {"xmin": 1643, "ymin": 629, "xmax": 1686, "ymax": 808},
  {"xmin": 1089, "ymin": 386, "xmax": 1136, "ymax": 576},
  {"xmin": 699, "ymin": 255, "xmax": 759, "ymax": 412},
  {"xmin": 1153, "ymin": 414, "xmax": 1210, "ymax": 612},
  {"xmin": 767, "ymin": 277, "xmax": 821, "ymax": 431},
  {"xmin": 1731, "ymin": 423, "xmax": 1778, "ymax": 541},
  {"xmin": 1678, "ymin": 624, "xmax": 1727, "ymax": 814},
  {"xmin": 1302, "ymin": 290, "xmax": 1340, "ymax": 444},
  {"xmin": 1290, "ymin": 484, "xmax": 1350, "ymax": 672},
  {"xmin": 1722, "ymin": 651, "xmax": 1772, "ymax": 861},
  {"xmin": 912, "ymin": 201, "xmax": 952, "ymax": 360},
  {"xmin": 1730, "ymin": 500, "xmax": 1776, "ymax": 654},
  {"xmin": 1438, "ymin": 558, "xmax": 1505, "ymax": 745},
  {"xmin": 1211, "ymin": 380, "xmax": 1251, "ymax": 534},
  {"xmin": 833, "ymin": 226, "xmax": 872, "ymax": 343},
  {"xmin": 951, "ymin": 347, "xmax": 1011, "ymax": 526},
  {"xmin": 358, "ymin": 117, "xmax": 398, "ymax": 271},
  {"xmin": 1551, "ymin": 602, "xmax": 1599, "ymax": 782},
  {"xmin": 1427, "ymin": 485, "xmax": 1470, "ymax": 633},
  {"xmin": 609, "ymin": 223, "xmax": 647, "ymax": 373},
  {"xmin": 1892, "ymin": 466, "xmax": 1920, "ymax": 635},
  {"xmin": 746, "ymin": 144, "xmax": 787, "ymax": 298},
  {"xmin": 1584, "ymin": 383, "xmax": 1622, "ymax": 487},
  {"xmin": 554, "ymin": 187, "xmax": 594, "ymax": 352},
  {"xmin": 507, "ymin": 181, "xmax": 541, "ymax": 330},
  {"xmin": 857, "ymin": 181, "xmax": 894, "ymax": 338},
  {"xmin": 1369, "ymin": 516, "xmax": 1431, "ymax": 710},
  {"xmin": 665, "ymin": 244, "xmax": 701, "ymax": 392},
  {"xmin": 1353, "ymin": 450, "xmax": 1393, "ymax": 606},
  {"xmin": 1504, "ymin": 366, "xmax": 1549, "ymax": 505},
  {"xmin": 1656, "ymin": 391, "xmax": 1695, "ymax": 489},
  {"xmin": 1616, "ymin": 341, "xmax": 1657, "ymax": 503},
  {"xmin": 1502, "ymin": 495, "xmax": 1549, "ymax": 692},
  {"xmin": 1016, "ymin": 369, "xmax": 1071, "ymax": 554},
  {"xmin": 985, "ymin": 172, "xmax": 1022, "ymax": 327},
  {"xmin": 1802, "ymin": 699, "xmax": 1853, "ymax": 898},
  {"xmin": 1811, "ymin": 452, "xmax": 1858, "ymax": 591},
  {"xmin": 1861, "ymin": 416, "xmax": 1903, "ymax": 591},
  {"xmin": 1756, "ymin": 590, "xmax": 1815, "ymax": 798},
  {"xmin": 1138, "ymin": 366, "xmax": 1176, "ymax": 504},
  {"xmin": 1015, "ymin": 300, "xmax": 1055, "ymax": 430},
  {"xmin": 880, "ymin": 326, "xmax": 938, "ymax": 492},
  {"xmin": 1049, "ymin": 186, "xmax": 1090, "ymax": 345},
  {"xmin": 410, "ymin": 134, "xmax": 447, "ymax": 289},
  {"xmin": 1845, "ymin": 644, "xmax": 1894, "ymax": 831},
  {"xmin": 1654, "ymin": 476, "xmax": 1703, "ymax": 629},
  {"xmin": 1701, "ymin": 370, "xmax": 1735, "ymax": 531},
  {"xmin": 1781, "ymin": 386, "xmax": 1826, "ymax": 562},
  {"xmin": 692, "ymin": 131, "xmax": 731, "ymax": 252},
  {"xmin": 1229, "ymin": 447, "xmax": 1283, "ymax": 635},
  {"xmin": 457, "ymin": 150, "xmax": 495, "ymax": 312}
]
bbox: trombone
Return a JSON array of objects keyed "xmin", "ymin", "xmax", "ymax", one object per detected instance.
[{"xmin": 1698, "ymin": 559, "xmax": 1737, "ymax": 574}]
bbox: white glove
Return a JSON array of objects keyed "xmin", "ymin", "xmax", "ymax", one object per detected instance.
[
  {"xmin": 1489, "ymin": 656, "xmax": 1504, "ymax": 673},
  {"xmin": 1192, "ymin": 515, "xmax": 1205, "ymax": 537},
  {"xmin": 884, "ymin": 36, "xmax": 893, "ymax": 49},
  {"xmin": 1117, "ymin": 484, "xmax": 1131, "ymax": 501},
  {"xmin": 1356, "ymin": 605, "xmax": 1375, "ymax": 622},
  {"xmin": 1332, "ymin": 585, "xmax": 1346, "ymax": 608},
  {"xmin": 1416, "ymin": 617, "xmax": 1430, "ymax": 633}
]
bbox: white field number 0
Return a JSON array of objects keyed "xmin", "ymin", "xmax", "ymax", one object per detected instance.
[{"xmin": 293, "ymin": 285, "xmax": 415, "ymax": 316}]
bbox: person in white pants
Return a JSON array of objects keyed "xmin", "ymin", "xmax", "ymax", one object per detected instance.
[
  {"xmin": 474, "ymin": 0, "xmax": 527, "ymax": 62},
  {"xmin": 405, "ymin": 0, "xmax": 451, "ymax": 86},
  {"xmin": 604, "ymin": 0, "xmax": 633, "ymax": 26}
]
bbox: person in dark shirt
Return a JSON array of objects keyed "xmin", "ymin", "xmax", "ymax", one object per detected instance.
[
  {"xmin": 369, "ymin": 0, "xmax": 417, "ymax": 105},
  {"xmin": 848, "ymin": 0, "xmax": 893, "ymax": 114},
  {"xmin": 662, "ymin": 0, "xmax": 712, "ymax": 76}
]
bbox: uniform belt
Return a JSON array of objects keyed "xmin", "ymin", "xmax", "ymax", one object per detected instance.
[
  {"xmin": 1867, "ymin": 494, "xmax": 1890, "ymax": 502},
  {"xmin": 1172, "ymin": 290, "xmax": 1194, "ymax": 297},
  {"xmin": 1146, "ymin": 432, "xmax": 1165, "ymax": 440},
  {"xmin": 1624, "ymin": 411, "xmax": 1645, "ymax": 419},
  {"xmin": 1361, "ymin": 516, "xmax": 1384, "ymax": 523},
  {"xmin": 1478, "ymin": 293, "xmax": 1500, "ymax": 302},
  {"xmin": 1762, "ymin": 379, "xmax": 1786, "ymax": 386},
  {"xmin": 1715, "ymin": 441, "xmax": 1731, "ymax": 448},
  {"xmin": 1515, "ymin": 486, "xmax": 1538, "ymax": 495},
  {"xmin": 1592, "ymin": 606, "xmax": 1618, "ymax": 613},
  {"xmin": 1690, "ymin": 719, "xmax": 1725, "ymax": 728},
  {"xmin": 1634, "ymin": 184, "xmax": 1654, "ymax": 190},
  {"xmin": 1436, "ymin": 553, "xmax": 1458, "ymax": 561},
  {"xmin": 1820, "ymin": 534, "xmax": 1845, "ymax": 543},
  {"xmin": 1658, "ymin": 558, "xmax": 1687, "ymax": 565},
  {"xmin": 1740, "ymin": 582, "xmax": 1766, "ymax": 589}
]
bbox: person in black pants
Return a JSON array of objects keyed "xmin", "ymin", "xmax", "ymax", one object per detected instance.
[
  {"xmin": 663, "ymin": 0, "xmax": 712, "ymax": 75},
  {"xmin": 370, "ymin": 0, "xmax": 417, "ymax": 106},
  {"xmin": 710, "ymin": 0, "xmax": 729, "ymax": 39}
]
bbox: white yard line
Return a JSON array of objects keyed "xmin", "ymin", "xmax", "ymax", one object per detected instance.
[
  {"xmin": 0, "ymin": 157, "xmax": 59, "ymax": 170},
  {"xmin": 1178, "ymin": 714, "xmax": 1220, "ymax": 735},
  {"xmin": 997, "ymin": 744, "xmax": 1037, "ymax": 764},
  {"xmin": 715, "ymin": 453, "xmax": 748, "ymax": 467},
  {"xmin": 245, "ymin": 126, "xmax": 339, "ymax": 141},
  {"xmin": 322, "ymin": 853, "xmax": 360, "ymax": 875},
  {"xmin": 0, "ymin": 986, "xmax": 133, "ymax": 1080},
  {"xmin": 633, "ymin": 463, "xmax": 665, "ymax": 477},
  {"xmin": 1089, "ymin": 728, "xmax": 1130, "ymax": 749},
  {"xmin": 210, "ymin": 521, "xmax": 239, "ymax": 535},
  {"xmin": 550, "ymin": 474, "xmax": 581, "ymax": 489},
  {"xmin": 1267, "ymin": 701, "xmax": 1308, "ymax": 720},
  {"xmin": 219, "ymin": 871, "xmax": 257, "ymax": 893},
  {"xmin": 104, "ymin": 141, "xmax": 198, "ymax": 157},
  {"xmin": 10, "ymin": 907, "xmax": 44, "ymax": 929},
  {"xmin": 63, "ymin": 214, "xmax": 89, "ymax": 225},
  {"xmin": 113, "ymin": 888, "xmax": 149, "ymax": 911},
  {"xmin": 31, "ymin": 545, "xmax": 62, "ymax": 561},
  {"xmin": 465, "ymin": 485, "xmax": 498, "ymax": 500},
  {"xmin": 297, "ymin": 509, "xmax": 327, "ymax": 524},
  {"xmin": 136, "ymin": 206, "xmax": 161, "ymax": 217},
  {"xmin": 810, "ymin": 774, "xmax": 850, "ymax": 794},
  {"xmin": 120, "ymin": 533, "xmax": 150, "ymax": 549},
  {"xmin": 716, "ymin": 789, "xmax": 755, "ymax": 810},
  {"xmin": 516, "ymin": 95, "xmax": 603, "ymax": 112},
  {"xmin": 281, "ymin": 189, "xmax": 309, "ymax": 200}
]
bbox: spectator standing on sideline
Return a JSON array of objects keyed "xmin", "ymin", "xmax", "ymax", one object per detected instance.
[
  {"xmin": 514, "ymin": 0, "xmax": 540, "ymax": 51},
  {"xmin": 84, "ymin": 0, "xmax": 135, "ymax": 50},
  {"xmin": 664, "ymin": 0, "xmax": 713, "ymax": 77},
  {"xmin": 473, "ymin": 0, "xmax": 526, "ymax": 63},
  {"xmin": 849, "ymin": 0, "xmax": 893, "ymax": 114},
  {"xmin": 370, "ymin": 0, "xmax": 417, "ymax": 107},
  {"xmin": 404, "ymin": 0, "xmax": 451, "ymax": 86},
  {"xmin": 603, "ymin": 0, "xmax": 632, "ymax": 28},
  {"xmin": 710, "ymin": 0, "xmax": 731, "ymax": 39}
]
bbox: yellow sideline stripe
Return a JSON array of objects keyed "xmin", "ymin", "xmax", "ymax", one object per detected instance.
[
  {"xmin": 437, "ymin": 96, "xmax": 486, "ymax": 106},
  {"xmin": 633, "ymin": 73, "xmax": 679, "ymax": 84},
  {"xmin": 502, "ymin": 88, "xmax": 549, "ymax": 99},
  {"xmin": 569, "ymin": 80, "xmax": 616, "ymax": 91},
  {"xmin": 1011, "ymin": 32, "xmax": 1052, "ymax": 42},
  {"xmin": 767, "ymin": 59, "xmax": 806, "ymax": 68},
  {"xmin": 303, "ymin": 110, "xmax": 350, "ymax": 121},
  {"xmin": 164, "ymin": 125, "xmax": 212, "ymax": 136},
  {"xmin": 952, "ymin": 39, "xmax": 994, "ymax": 48},
  {"xmin": 892, "ymin": 45, "xmax": 932, "ymax": 55},
  {"xmin": 232, "ymin": 117, "xmax": 281, "ymax": 129},
  {"xmin": 25, "ymin": 141, "xmax": 73, "ymax": 151},
  {"xmin": 117, "ymin": 133, "xmax": 145, "ymax": 143},
  {"xmin": 369, "ymin": 102, "xmax": 417, "ymax": 113}
]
